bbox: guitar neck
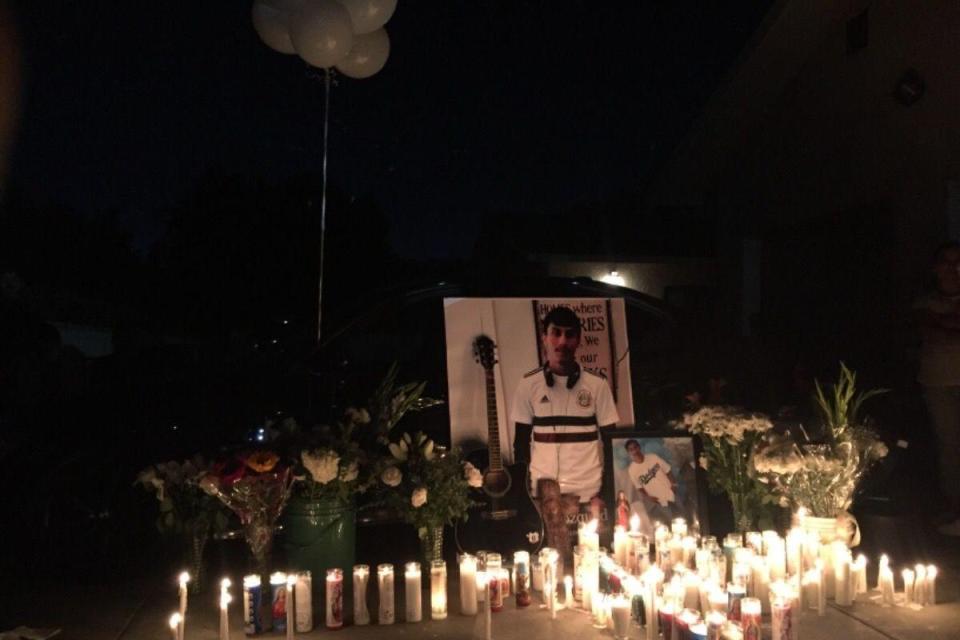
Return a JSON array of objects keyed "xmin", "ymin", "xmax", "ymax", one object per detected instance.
[{"xmin": 484, "ymin": 368, "xmax": 502, "ymax": 471}]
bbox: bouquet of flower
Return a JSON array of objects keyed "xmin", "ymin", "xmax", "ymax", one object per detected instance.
[
  {"xmin": 136, "ymin": 456, "xmax": 229, "ymax": 536},
  {"xmin": 376, "ymin": 431, "xmax": 479, "ymax": 562},
  {"xmin": 753, "ymin": 363, "xmax": 888, "ymax": 519},
  {"xmin": 136, "ymin": 456, "xmax": 229, "ymax": 592},
  {"xmin": 678, "ymin": 405, "xmax": 778, "ymax": 531},
  {"xmin": 200, "ymin": 449, "xmax": 294, "ymax": 576}
]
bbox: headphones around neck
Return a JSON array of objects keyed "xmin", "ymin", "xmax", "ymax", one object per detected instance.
[{"xmin": 544, "ymin": 363, "xmax": 581, "ymax": 389}]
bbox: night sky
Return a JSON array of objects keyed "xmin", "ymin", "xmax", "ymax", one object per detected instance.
[{"xmin": 8, "ymin": 1, "xmax": 774, "ymax": 258}]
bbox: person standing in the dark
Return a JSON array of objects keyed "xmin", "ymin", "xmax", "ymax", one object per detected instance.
[{"xmin": 914, "ymin": 241, "xmax": 960, "ymax": 536}]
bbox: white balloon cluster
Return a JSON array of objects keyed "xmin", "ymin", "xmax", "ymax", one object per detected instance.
[{"xmin": 252, "ymin": 0, "xmax": 396, "ymax": 78}]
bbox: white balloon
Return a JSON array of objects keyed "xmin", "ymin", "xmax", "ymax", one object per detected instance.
[
  {"xmin": 290, "ymin": 0, "xmax": 354, "ymax": 68},
  {"xmin": 336, "ymin": 28, "xmax": 390, "ymax": 79},
  {"xmin": 338, "ymin": 0, "xmax": 397, "ymax": 35},
  {"xmin": 251, "ymin": 1, "xmax": 296, "ymax": 54}
]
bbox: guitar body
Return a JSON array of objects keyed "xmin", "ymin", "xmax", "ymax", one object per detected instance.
[{"xmin": 455, "ymin": 449, "xmax": 544, "ymax": 556}]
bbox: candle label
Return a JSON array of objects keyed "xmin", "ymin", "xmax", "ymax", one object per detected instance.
[
  {"xmin": 515, "ymin": 562, "xmax": 531, "ymax": 607},
  {"xmin": 728, "ymin": 591, "xmax": 744, "ymax": 621},
  {"xmin": 295, "ymin": 572, "xmax": 314, "ymax": 632},
  {"xmin": 742, "ymin": 616, "xmax": 761, "ymax": 640},
  {"xmin": 243, "ymin": 581, "xmax": 263, "ymax": 635},
  {"xmin": 327, "ymin": 576, "xmax": 343, "ymax": 628},
  {"xmin": 490, "ymin": 575, "xmax": 503, "ymax": 611},
  {"xmin": 270, "ymin": 582, "xmax": 287, "ymax": 632},
  {"xmin": 772, "ymin": 604, "xmax": 794, "ymax": 640}
]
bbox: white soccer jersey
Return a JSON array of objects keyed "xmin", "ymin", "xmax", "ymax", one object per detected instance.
[{"xmin": 511, "ymin": 368, "xmax": 619, "ymax": 502}]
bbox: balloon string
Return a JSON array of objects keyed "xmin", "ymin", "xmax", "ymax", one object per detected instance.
[{"xmin": 317, "ymin": 67, "xmax": 332, "ymax": 344}]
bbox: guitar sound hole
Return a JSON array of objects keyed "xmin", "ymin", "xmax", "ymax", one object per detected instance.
[{"xmin": 483, "ymin": 469, "xmax": 512, "ymax": 497}]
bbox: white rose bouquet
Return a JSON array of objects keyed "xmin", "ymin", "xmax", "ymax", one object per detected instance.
[{"xmin": 376, "ymin": 430, "xmax": 474, "ymax": 562}]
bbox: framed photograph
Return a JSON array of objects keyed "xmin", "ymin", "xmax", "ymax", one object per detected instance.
[{"xmin": 603, "ymin": 430, "xmax": 708, "ymax": 537}]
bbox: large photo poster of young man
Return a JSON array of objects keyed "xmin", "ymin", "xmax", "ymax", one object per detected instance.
[{"xmin": 443, "ymin": 298, "xmax": 634, "ymax": 503}]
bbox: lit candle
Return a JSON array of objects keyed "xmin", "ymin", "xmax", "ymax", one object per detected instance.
[
  {"xmin": 630, "ymin": 513, "xmax": 641, "ymax": 533},
  {"xmin": 833, "ymin": 543, "xmax": 852, "ymax": 607},
  {"xmin": 818, "ymin": 541, "xmax": 835, "ymax": 599},
  {"xmin": 879, "ymin": 561, "xmax": 895, "ymax": 606},
  {"xmin": 378, "ymin": 563, "xmax": 395, "ymax": 624},
  {"xmin": 642, "ymin": 572, "xmax": 659, "ymax": 640},
  {"xmin": 219, "ymin": 579, "xmax": 231, "ymax": 640},
  {"xmin": 325, "ymin": 568, "xmax": 343, "ymax": 629},
  {"xmin": 852, "ymin": 555, "xmax": 867, "ymax": 596},
  {"xmin": 771, "ymin": 596, "xmax": 795, "ymax": 640},
  {"xmin": 802, "ymin": 566, "xmax": 824, "ymax": 616},
  {"xmin": 610, "ymin": 595, "xmax": 631, "ymax": 640},
  {"xmin": 786, "ymin": 528, "xmax": 804, "ymax": 576},
  {"xmin": 514, "ymin": 552, "xmax": 531, "ymax": 608},
  {"xmin": 925, "ymin": 565, "xmax": 937, "ymax": 605},
  {"xmin": 902, "ymin": 568, "xmax": 915, "ymax": 606},
  {"xmin": 705, "ymin": 610, "xmax": 726, "ymax": 640},
  {"xmin": 708, "ymin": 587, "xmax": 728, "ymax": 613},
  {"xmin": 431, "ymin": 560, "xmax": 448, "ymax": 620},
  {"xmin": 477, "ymin": 571, "xmax": 492, "ymax": 640},
  {"xmin": 294, "ymin": 571, "xmax": 313, "ymax": 632},
  {"xmin": 726, "ymin": 583, "xmax": 746, "ymax": 621},
  {"xmin": 657, "ymin": 601, "xmax": 676, "ymax": 640},
  {"xmin": 270, "ymin": 572, "xmax": 288, "ymax": 633},
  {"xmin": 169, "ymin": 613, "xmax": 181, "ymax": 640},
  {"xmin": 740, "ymin": 597, "xmax": 761, "ymax": 640},
  {"xmin": 682, "ymin": 571, "xmax": 701, "ymax": 611},
  {"xmin": 404, "ymin": 562, "xmax": 422, "ymax": 622},
  {"xmin": 242, "ymin": 574, "xmax": 263, "ymax": 635},
  {"xmin": 672, "ymin": 518, "xmax": 688, "ymax": 537},
  {"xmin": 614, "ymin": 526, "xmax": 630, "ymax": 567},
  {"xmin": 750, "ymin": 556, "xmax": 770, "ymax": 613},
  {"xmin": 579, "ymin": 520, "xmax": 600, "ymax": 551},
  {"xmin": 768, "ymin": 536, "xmax": 786, "ymax": 581},
  {"xmin": 177, "ymin": 572, "xmax": 189, "ymax": 640},
  {"xmin": 682, "ymin": 536, "xmax": 698, "ymax": 570},
  {"xmin": 876, "ymin": 554, "xmax": 889, "ymax": 591},
  {"xmin": 286, "ymin": 575, "xmax": 295, "ymax": 639},
  {"xmin": 546, "ymin": 549, "xmax": 559, "ymax": 619},
  {"xmin": 914, "ymin": 565, "xmax": 927, "ymax": 606},
  {"xmin": 354, "ymin": 565, "xmax": 370, "ymax": 625},
  {"xmin": 459, "ymin": 555, "xmax": 478, "ymax": 615},
  {"xmin": 564, "ymin": 575, "xmax": 573, "ymax": 609}
]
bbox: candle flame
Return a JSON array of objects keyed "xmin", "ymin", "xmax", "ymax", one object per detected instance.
[
  {"xmin": 583, "ymin": 519, "xmax": 598, "ymax": 534},
  {"xmin": 287, "ymin": 574, "xmax": 297, "ymax": 588},
  {"xmin": 169, "ymin": 613, "xmax": 181, "ymax": 629},
  {"xmin": 629, "ymin": 513, "xmax": 640, "ymax": 532},
  {"xmin": 880, "ymin": 554, "xmax": 889, "ymax": 566},
  {"xmin": 178, "ymin": 571, "xmax": 190, "ymax": 586},
  {"xmin": 220, "ymin": 577, "xmax": 232, "ymax": 590},
  {"xmin": 927, "ymin": 565, "xmax": 937, "ymax": 579},
  {"xmin": 220, "ymin": 592, "xmax": 232, "ymax": 608}
]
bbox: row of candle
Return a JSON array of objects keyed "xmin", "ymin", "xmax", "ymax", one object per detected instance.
[{"xmin": 876, "ymin": 555, "xmax": 938, "ymax": 608}]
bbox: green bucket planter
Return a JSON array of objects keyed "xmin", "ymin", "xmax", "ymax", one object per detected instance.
[{"xmin": 283, "ymin": 495, "xmax": 356, "ymax": 612}]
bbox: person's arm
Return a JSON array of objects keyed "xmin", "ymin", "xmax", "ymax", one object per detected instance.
[{"xmin": 510, "ymin": 380, "xmax": 534, "ymax": 465}]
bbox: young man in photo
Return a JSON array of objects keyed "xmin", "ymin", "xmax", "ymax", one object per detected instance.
[{"xmin": 511, "ymin": 306, "xmax": 619, "ymax": 517}]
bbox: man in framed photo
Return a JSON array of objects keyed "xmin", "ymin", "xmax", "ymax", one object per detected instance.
[
  {"xmin": 624, "ymin": 438, "xmax": 679, "ymax": 524},
  {"xmin": 511, "ymin": 306, "xmax": 619, "ymax": 512}
]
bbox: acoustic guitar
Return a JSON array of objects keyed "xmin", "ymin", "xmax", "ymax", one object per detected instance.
[{"xmin": 454, "ymin": 335, "xmax": 544, "ymax": 556}]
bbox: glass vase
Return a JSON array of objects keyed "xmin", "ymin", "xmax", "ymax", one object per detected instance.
[{"xmin": 420, "ymin": 525, "xmax": 444, "ymax": 565}]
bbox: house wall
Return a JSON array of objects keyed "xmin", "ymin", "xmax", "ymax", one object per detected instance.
[{"xmin": 734, "ymin": 1, "xmax": 960, "ymax": 309}]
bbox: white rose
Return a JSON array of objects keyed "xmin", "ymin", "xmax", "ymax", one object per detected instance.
[
  {"xmin": 421, "ymin": 439, "xmax": 435, "ymax": 461},
  {"xmin": 302, "ymin": 449, "xmax": 340, "ymax": 485},
  {"xmin": 411, "ymin": 487, "xmax": 428, "ymax": 508},
  {"xmin": 389, "ymin": 440, "xmax": 409, "ymax": 461},
  {"xmin": 381, "ymin": 466, "xmax": 402, "ymax": 487},
  {"xmin": 464, "ymin": 462, "xmax": 483, "ymax": 488},
  {"xmin": 339, "ymin": 460, "xmax": 359, "ymax": 482}
]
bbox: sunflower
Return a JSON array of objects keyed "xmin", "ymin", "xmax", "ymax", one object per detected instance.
[{"xmin": 245, "ymin": 450, "xmax": 280, "ymax": 473}]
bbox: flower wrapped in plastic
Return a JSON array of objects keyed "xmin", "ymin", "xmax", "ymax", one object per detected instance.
[
  {"xmin": 200, "ymin": 450, "xmax": 294, "ymax": 577},
  {"xmin": 136, "ymin": 455, "xmax": 229, "ymax": 593}
]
